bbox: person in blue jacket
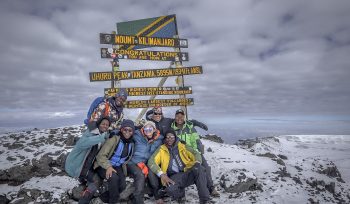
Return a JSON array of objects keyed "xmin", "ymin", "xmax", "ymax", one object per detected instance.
[
  {"xmin": 127, "ymin": 121, "xmax": 164, "ymax": 204},
  {"xmin": 65, "ymin": 116, "xmax": 111, "ymax": 204}
]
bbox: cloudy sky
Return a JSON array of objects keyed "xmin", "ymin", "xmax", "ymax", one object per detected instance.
[{"xmin": 1, "ymin": 0, "xmax": 350, "ymax": 135}]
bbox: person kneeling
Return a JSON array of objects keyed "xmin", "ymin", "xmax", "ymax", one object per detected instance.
[
  {"xmin": 65, "ymin": 117, "xmax": 111, "ymax": 204},
  {"xmin": 94, "ymin": 119, "xmax": 135, "ymax": 204},
  {"xmin": 148, "ymin": 130, "xmax": 210, "ymax": 204}
]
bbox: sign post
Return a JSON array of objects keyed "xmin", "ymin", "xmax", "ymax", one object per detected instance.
[{"xmin": 91, "ymin": 15, "xmax": 203, "ymax": 123}]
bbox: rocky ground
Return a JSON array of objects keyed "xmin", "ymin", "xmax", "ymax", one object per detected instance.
[{"xmin": 0, "ymin": 126, "xmax": 349, "ymax": 203}]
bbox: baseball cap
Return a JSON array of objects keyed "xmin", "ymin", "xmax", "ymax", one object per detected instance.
[{"xmin": 175, "ymin": 109, "xmax": 185, "ymax": 115}]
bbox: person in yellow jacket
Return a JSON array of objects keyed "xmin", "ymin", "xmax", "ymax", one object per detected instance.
[{"xmin": 148, "ymin": 129, "xmax": 210, "ymax": 204}]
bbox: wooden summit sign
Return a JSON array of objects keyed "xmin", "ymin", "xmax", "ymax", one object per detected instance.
[
  {"xmin": 89, "ymin": 66, "xmax": 202, "ymax": 82},
  {"xmin": 125, "ymin": 98, "xmax": 194, "ymax": 108},
  {"xmin": 100, "ymin": 33, "xmax": 188, "ymax": 48},
  {"xmin": 105, "ymin": 86, "xmax": 192, "ymax": 97},
  {"xmin": 100, "ymin": 48, "xmax": 189, "ymax": 61}
]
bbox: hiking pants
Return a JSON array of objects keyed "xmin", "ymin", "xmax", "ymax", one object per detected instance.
[
  {"xmin": 96, "ymin": 166, "xmax": 126, "ymax": 203},
  {"xmin": 127, "ymin": 163, "xmax": 161, "ymax": 204},
  {"xmin": 165, "ymin": 164, "xmax": 210, "ymax": 202}
]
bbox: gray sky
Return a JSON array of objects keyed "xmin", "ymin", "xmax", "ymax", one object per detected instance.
[{"xmin": 1, "ymin": 0, "xmax": 350, "ymax": 130}]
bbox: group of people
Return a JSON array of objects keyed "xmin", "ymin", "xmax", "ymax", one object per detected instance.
[{"xmin": 65, "ymin": 89, "xmax": 219, "ymax": 204}]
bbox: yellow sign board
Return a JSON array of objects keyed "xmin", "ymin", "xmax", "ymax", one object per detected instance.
[
  {"xmin": 100, "ymin": 34, "xmax": 188, "ymax": 48},
  {"xmin": 105, "ymin": 87, "xmax": 192, "ymax": 97},
  {"xmin": 89, "ymin": 66, "xmax": 203, "ymax": 82},
  {"xmin": 125, "ymin": 98, "xmax": 194, "ymax": 108},
  {"xmin": 100, "ymin": 48, "xmax": 189, "ymax": 61}
]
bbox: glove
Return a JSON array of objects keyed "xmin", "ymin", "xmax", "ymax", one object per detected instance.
[
  {"xmin": 191, "ymin": 120, "xmax": 208, "ymax": 131},
  {"xmin": 137, "ymin": 162, "xmax": 149, "ymax": 178},
  {"xmin": 110, "ymin": 130, "xmax": 119, "ymax": 137},
  {"xmin": 193, "ymin": 162, "xmax": 201, "ymax": 171}
]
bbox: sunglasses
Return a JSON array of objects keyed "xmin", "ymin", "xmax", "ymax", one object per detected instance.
[
  {"xmin": 165, "ymin": 135, "xmax": 175, "ymax": 139},
  {"xmin": 154, "ymin": 112, "xmax": 162, "ymax": 116},
  {"xmin": 122, "ymin": 127, "xmax": 133, "ymax": 133},
  {"xmin": 144, "ymin": 127, "xmax": 154, "ymax": 132}
]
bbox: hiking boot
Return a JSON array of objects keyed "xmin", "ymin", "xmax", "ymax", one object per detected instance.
[
  {"xmin": 210, "ymin": 187, "xmax": 220, "ymax": 197},
  {"xmin": 96, "ymin": 180, "xmax": 109, "ymax": 196},
  {"xmin": 78, "ymin": 189, "xmax": 94, "ymax": 204}
]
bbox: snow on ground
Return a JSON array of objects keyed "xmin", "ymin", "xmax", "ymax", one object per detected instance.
[{"xmin": 0, "ymin": 126, "xmax": 349, "ymax": 203}]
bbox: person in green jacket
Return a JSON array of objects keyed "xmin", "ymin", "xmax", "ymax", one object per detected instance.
[{"xmin": 171, "ymin": 109, "xmax": 220, "ymax": 197}]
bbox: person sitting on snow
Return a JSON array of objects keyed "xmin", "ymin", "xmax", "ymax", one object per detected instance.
[
  {"xmin": 65, "ymin": 116, "xmax": 111, "ymax": 204},
  {"xmin": 127, "ymin": 121, "xmax": 164, "ymax": 204},
  {"xmin": 88, "ymin": 88, "xmax": 128, "ymax": 130},
  {"xmin": 145, "ymin": 106, "xmax": 208, "ymax": 136},
  {"xmin": 148, "ymin": 129, "xmax": 210, "ymax": 204},
  {"xmin": 94, "ymin": 119, "xmax": 135, "ymax": 204},
  {"xmin": 171, "ymin": 109, "xmax": 220, "ymax": 197}
]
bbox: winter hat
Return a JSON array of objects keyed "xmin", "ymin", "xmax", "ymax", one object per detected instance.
[
  {"xmin": 143, "ymin": 121, "xmax": 156, "ymax": 129},
  {"xmin": 120, "ymin": 119, "xmax": 135, "ymax": 133},
  {"xmin": 175, "ymin": 109, "xmax": 185, "ymax": 115},
  {"xmin": 115, "ymin": 88, "xmax": 128, "ymax": 99},
  {"xmin": 152, "ymin": 106, "xmax": 162, "ymax": 114}
]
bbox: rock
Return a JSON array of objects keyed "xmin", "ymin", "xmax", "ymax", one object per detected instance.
[
  {"xmin": 295, "ymin": 165, "xmax": 303, "ymax": 171},
  {"xmin": 6, "ymin": 156, "xmax": 17, "ymax": 161},
  {"xmin": 275, "ymin": 158, "xmax": 285, "ymax": 166},
  {"xmin": 0, "ymin": 194, "xmax": 10, "ymax": 204},
  {"xmin": 325, "ymin": 182, "xmax": 335, "ymax": 194},
  {"xmin": 203, "ymin": 134, "xmax": 224, "ymax": 143},
  {"xmin": 273, "ymin": 167, "xmax": 291, "ymax": 178},
  {"xmin": 312, "ymin": 160, "xmax": 344, "ymax": 182},
  {"xmin": 0, "ymin": 164, "xmax": 33, "ymax": 185},
  {"xmin": 207, "ymin": 147, "xmax": 213, "ymax": 152},
  {"xmin": 32, "ymin": 154, "xmax": 53, "ymax": 177},
  {"xmin": 219, "ymin": 169, "xmax": 262, "ymax": 193},
  {"xmin": 278, "ymin": 154, "xmax": 288, "ymax": 160},
  {"xmin": 256, "ymin": 152, "xmax": 277, "ymax": 159},
  {"xmin": 66, "ymin": 134, "xmax": 76, "ymax": 146},
  {"xmin": 292, "ymin": 176, "xmax": 303, "ymax": 185}
]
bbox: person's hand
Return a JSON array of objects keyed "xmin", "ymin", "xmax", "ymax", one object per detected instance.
[
  {"xmin": 160, "ymin": 174, "xmax": 175, "ymax": 187},
  {"xmin": 193, "ymin": 161, "xmax": 201, "ymax": 170},
  {"xmin": 102, "ymin": 132, "xmax": 109, "ymax": 139},
  {"xmin": 106, "ymin": 167, "xmax": 116, "ymax": 179}
]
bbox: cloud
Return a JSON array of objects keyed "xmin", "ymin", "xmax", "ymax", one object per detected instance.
[{"xmin": 0, "ymin": 0, "xmax": 350, "ymax": 129}]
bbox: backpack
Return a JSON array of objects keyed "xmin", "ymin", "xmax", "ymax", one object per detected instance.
[{"xmin": 84, "ymin": 97, "xmax": 110, "ymax": 125}]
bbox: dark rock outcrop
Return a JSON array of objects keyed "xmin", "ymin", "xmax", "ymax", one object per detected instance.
[
  {"xmin": 219, "ymin": 169, "xmax": 262, "ymax": 193},
  {"xmin": 202, "ymin": 134, "xmax": 224, "ymax": 143}
]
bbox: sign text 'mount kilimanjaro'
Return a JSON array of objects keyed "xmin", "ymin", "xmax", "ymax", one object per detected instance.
[
  {"xmin": 89, "ymin": 66, "xmax": 203, "ymax": 82},
  {"xmin": 105, "ymin": 86, "xmax": 192, "ymax": 97},
  {"xmin": 100, "ymin": 48, "xmax": 189, "ymax": 61},
  {"xmin": 125, "ymin": 98, "xmax": 194, "ymax": 108},
  {"xmin": 100, "ymin": 33, "xmax": 188, "ymax": 48}
]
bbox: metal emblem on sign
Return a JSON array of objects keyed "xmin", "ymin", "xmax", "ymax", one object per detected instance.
[{"xmin": 105, "ymin": 35, "xmax": 112, "ymax": 43}]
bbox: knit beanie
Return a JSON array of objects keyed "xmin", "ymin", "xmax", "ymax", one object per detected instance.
[
  {"xmin": 120, "ymin": 119, "xmax": 135, "ymax": 133},
  {"xmin": 115, "ymin": 88, "xmax": 128, "ymax": 99}
]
